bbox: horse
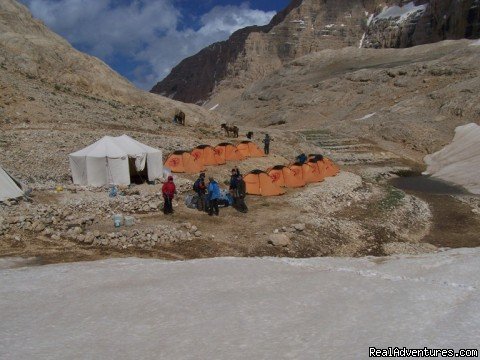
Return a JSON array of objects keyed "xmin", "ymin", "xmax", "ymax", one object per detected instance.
[
  {"xmin": 173, "ymin": 110, "xmax": 185, "ymax": 126},
  {"xmin": 221, "ymin": 123, "xmax": 239, "ymax": 138}
]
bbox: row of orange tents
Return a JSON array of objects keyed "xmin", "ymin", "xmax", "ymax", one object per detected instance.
[
  {"xmin": 164, "ymin": 141, "xmax": 265, "ymax": 174},
  {"xmin": 244, "ymin": 155, "xmax": 340, "ymax": 196}
]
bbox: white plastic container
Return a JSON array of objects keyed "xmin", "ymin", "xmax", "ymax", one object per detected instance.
[
  {"xmin": 113, "ymin": 214, "xmax": 123, "ymax": 228},
  {"xmin": 124, "ymin": 216, "xmax": 134, "ymax": 227}
]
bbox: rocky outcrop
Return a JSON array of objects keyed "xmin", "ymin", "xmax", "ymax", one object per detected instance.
[
  {"xmin": 363, "ymin": 0, "xmax": 480, "ymax": 48},
  {"xmin": 151, "ymin": 0, "xmax": 480, "ymax": 105},
  {"xmin": 151, "ymin": 0, "xmax": 377, "ymax": 104}
]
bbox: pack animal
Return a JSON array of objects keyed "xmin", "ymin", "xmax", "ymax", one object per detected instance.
[
  {"xmin": 221, "ymin": 123, "xmax": 239, "ymax": 138},
  {"xmin": 173, "ymin": 110, "xmax": 185, "ymax": 126}
]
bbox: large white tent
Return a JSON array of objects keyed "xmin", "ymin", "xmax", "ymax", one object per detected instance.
[
  {"xmin": 69, "ymin": 135, "xmax": 163, "ymax": 186},
  {"xmin": 0, "ymin": 164, "xmax": 24, "ymax": 201}
]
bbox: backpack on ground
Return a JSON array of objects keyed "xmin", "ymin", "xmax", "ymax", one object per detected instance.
[{"xmin": 185, "ymin": 194, "xmax": 198, "ymax": 209}]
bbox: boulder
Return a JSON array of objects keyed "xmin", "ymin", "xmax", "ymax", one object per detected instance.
[
  {"xmin": 73, "ymin": 227, "xmax": 83, "ymax": 235},
  {"xmin": 32, "ymin": 221, "xmax": 46, "ymax": 232},
  {"xmin": 293, "ymin": 223, "xmax": 306, "ymax": 231},
  {"xmin": 268, "ymin": 234, "xmax": 291, "ymax": 247},
  {"xmin": 84, "ymin": 233, "xmax": 95, "ymax": 244}
]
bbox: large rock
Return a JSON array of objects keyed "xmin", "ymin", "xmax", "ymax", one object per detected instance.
[{"xmin": 268, "ymin": 234, "xmax": 292, "ymax": 247}]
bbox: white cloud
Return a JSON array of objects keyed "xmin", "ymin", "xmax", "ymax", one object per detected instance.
[{"xmin": 20, "ymin": 0, "xmax": 275, "ymax": 89}]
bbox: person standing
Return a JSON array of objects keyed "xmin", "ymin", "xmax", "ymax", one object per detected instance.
[
  {"xmin": 234, "ymin": 173, "xmax": 248, "ymax": 213},
  {"xmin": 229, "ymin": 168, "xmax": 239, "ymax": 206},
  {"xmin": 193, "ymin": 172, "xmax": 207, "ymax": 212},
  {"xmin": 262, "ymin": 134, "xmax": 272, "ymax": 155},
  {"xmin": 207, "ymin": 177, "xmax": 221, "ymax": 216},
  {"xmin": 162, "ymin": 176, "xmax": 176, "ymax": 215}
]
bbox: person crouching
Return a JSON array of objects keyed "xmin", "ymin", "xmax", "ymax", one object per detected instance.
[{"xmin": 162, "ymin": 176, "xmax": 176, "ymax": 215}]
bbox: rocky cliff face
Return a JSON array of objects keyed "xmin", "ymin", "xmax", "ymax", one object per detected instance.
[
  {"xmin": 151, "ymin": 0, "xmax": 480, "ymax": 105},
  {"xmin": 363, "ymin": 0, "xmax": 480, "ymax": 48}
]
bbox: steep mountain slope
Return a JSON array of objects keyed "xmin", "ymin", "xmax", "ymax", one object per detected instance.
[
  {"xmin": 215, "ymin": 40, "xmax": 480, "ymax": 161},
  {"xmin": 151, "ymin": 0, "xmax": 480, "ymax": 104},
  {"xmin": 0, "ymin": 0, "xmax": 218, "ymax": 183}
]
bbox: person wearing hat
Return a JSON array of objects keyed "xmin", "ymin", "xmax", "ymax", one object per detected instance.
[
  {"xmin": 207, "ymin": 176, "xmax": 221, "ymax": 216},
  {"xmin": 193, "ymin": 172, "xmax": 207, "ymax": 212},
  {"xmin": 162, "ymin": 176, "xmax": 176, "ymax": 215}
]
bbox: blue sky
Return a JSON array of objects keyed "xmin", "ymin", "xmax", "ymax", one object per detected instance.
[{"xmin": 20, "ymin": 0, "xmax": 291, "ymax": 89}]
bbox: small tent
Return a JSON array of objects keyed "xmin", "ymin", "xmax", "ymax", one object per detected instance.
[
  {"xmin": 244, "ymin": 170, "xmax": 285, "ymax": 196},
  {"xmin": 213, "ymin": 146, "xmax": 227, "ymax": 165},
  {"xmin": 191, "ymin": 145, "xmax": 218, "ymax": 166},
  {"xmin": 236, "ymin": 141, "xmax": 265, "ymax": 158},
  {"xmin": 302, "ymin": 160, "xmax": 325, "ymax": 184},
  {"xmin": 0, "ymin": 164, "xmax": 24, "ymax": 201},
  {"xmin": 288, "ymin": 163, "xmax": 307, "ymax": 187},
  {"xmin": 165, "ymin": 151, "xmax": 205, "ymax": 174},
  {"xmin": 215, "ymin": 143, "xmax": 245, "ymax": 163},
  {"xmin": 324, "ymin": 157, "xmax": 340, "ymax": 177},
  {"xmin": 69, "ymin": 135, "xmax": 163, "ymax": 187},
  {"xmin": 268, "ymin": 165, "xmax": 305, "ymax": 188},
  {"xmin": 309, "ymin": 154, "xmax": 339, "ymax": 177}
]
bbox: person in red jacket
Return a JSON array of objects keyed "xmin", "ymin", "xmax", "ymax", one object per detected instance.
[{"xmin": 162, "ymin": 176, "xmax": 176, "ymax": 215}]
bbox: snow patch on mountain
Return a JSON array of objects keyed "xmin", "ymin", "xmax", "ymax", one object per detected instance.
[{"xmin": 374, "ymin": 2, "xmax": 428, "ymax": 23}]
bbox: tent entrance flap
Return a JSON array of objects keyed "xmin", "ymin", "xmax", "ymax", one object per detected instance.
[{"xmin": 128, "ymin": 157, "xmax": 148, "ymax": 184}]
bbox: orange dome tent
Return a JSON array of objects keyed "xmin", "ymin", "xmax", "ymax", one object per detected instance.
[
  {"xmin": 267, "ymin": 165, "xmax": 305, "ymax": 188},
  {"xmin": 301, "ymin": 160, "xmax": 325, "ymax": 184},
  {"xmin": 165, "ymin": 151, "xmax": 205, "ymax": 174},
  {"xmin": 191, "ymin": 145, "xmax": 218, "ymax": 166},
  {"xmin": 236, "ymin": 141, "xmax": 265, "ymax": 158},
  {"xmin": 267, "ymin": 165, "xmax": 286, "ymax": 187},
  {"xmin": 309, "ymin": 154, "xmax": 340, "ymax": 177},
  {"xmin": 324, "ymin": 157, "xmax": 340, "ymax": 177},
  {"xmin": 213, "ymin": 145, "xmax": 227, "ymax": 165},
  {"xmin": 215, "ymin": 143, "xmax": 245, "ymax": 163},
  {"xmin": 288, "ymin": 163, "xmax": 306, "ymax": 187},
  {"xmin": 244, "ymin": 170, "xmax": 285, "ymax": 196}
]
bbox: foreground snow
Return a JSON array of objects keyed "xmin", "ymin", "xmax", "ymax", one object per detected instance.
[
  {"xmin": 1, "ymin": 249, "xmax": 479, "ymax": 359},
  {"xmin": 425, "ymin": 123, "xmax": 480, "ymax": 194}
]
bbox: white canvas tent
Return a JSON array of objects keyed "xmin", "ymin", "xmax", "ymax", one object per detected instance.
[
  {"xmin": 0, "ymin": 164, "xmax": 24, "ymax": 201},
  {"xmin": 69, "ymin": 135, "xmax": 163, "ymax": 187}
]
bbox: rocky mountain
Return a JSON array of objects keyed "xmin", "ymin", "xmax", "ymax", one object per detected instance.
[
  {"xmin": 215, "ymin": 39, "xmax": 480, "ymax": 161},
  {"xmin": 0, "ymin": 0, "xmax": 218, "ymax": 183},
  {"xmin": 151, "ymin": 0, "xmax": 480, "ymax": 105}
]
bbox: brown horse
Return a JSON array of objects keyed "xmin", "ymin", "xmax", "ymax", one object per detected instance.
[
  {"xmin": 173, "ymin": 110, "xmax": 185, "ymax": 126},
  {"xmin": 221, "ymin": 123, "xmax": 239, "ymax": 138}
]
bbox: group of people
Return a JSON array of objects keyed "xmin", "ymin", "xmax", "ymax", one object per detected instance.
[
  {"xmin": 162, "ymin": 133, "xmax": 273, "ymax": 216},
  {"xmin": 192, "ymin": 173, "xmax": 222, "ymax": 216},
  {"xmin": 162, "ymin": 169, "xmax": 248, "ymax": 216}
]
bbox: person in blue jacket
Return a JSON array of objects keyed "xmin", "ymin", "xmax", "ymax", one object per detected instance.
[{"xmin": 207, "ymin": 177, "xmax": 221, "ymax": 216}]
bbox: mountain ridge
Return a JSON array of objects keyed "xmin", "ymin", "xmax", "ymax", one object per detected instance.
[{"xmin": 151, "ymin": 0, "xmax": 480, "ymax": 105}]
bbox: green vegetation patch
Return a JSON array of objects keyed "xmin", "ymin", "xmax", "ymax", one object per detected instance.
[{"xmin": 379, "ymin": 186, "xmax": 405, "ymax": 210}]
